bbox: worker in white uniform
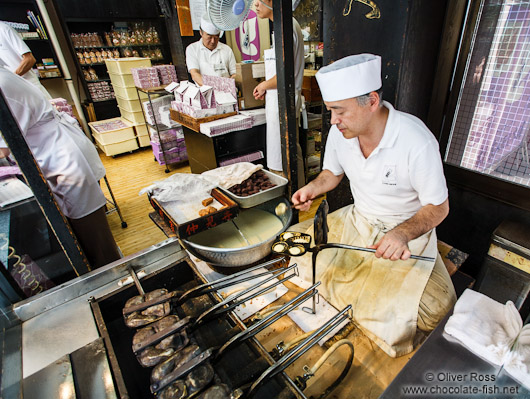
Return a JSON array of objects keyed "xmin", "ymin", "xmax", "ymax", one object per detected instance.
[
  {"xmin": 0, "ymin": 21, "xmax": 51, "ymax": 99},
  {"xmin": 0, "ymin": 66, "xmax": 120, "ymax": 269},
  {"xmin": 185, "ymin": 15, "xmax": 237, "ymax": 86},
  {"xmin": 291, "ymin": 54, "xmax": 457, "ymax": 357},
  {"xmin": 252, "ymin": 0, "xmax": 305, "ymax": 188}
]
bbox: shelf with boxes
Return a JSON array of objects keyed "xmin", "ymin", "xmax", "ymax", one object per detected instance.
[
  {"xmin": 136, "ymin": 84, "xmax": 187, "ymax": 173},
  {"xmin": 57, "ymin": 18, "xmax": 171, "ymax": 120}
]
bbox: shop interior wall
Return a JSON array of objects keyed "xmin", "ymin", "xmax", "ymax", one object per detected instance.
[{"xmin": 321, "ymin": 0, "xmax": 449, "ymax": 213}]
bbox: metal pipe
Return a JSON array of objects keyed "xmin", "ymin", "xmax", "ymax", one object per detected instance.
[{"xmin": 35, "ymin": 0, "xmax": 90, "ymax": 136}]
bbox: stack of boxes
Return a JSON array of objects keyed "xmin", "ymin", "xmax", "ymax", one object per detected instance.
[
  {"xmin": 106, "ymin": 57, "xmax": 151, "ymax": 147},
  {"xmin": 149, "ymin": 126, "xmax": 187, "ymax": 165},
  {"xmin": 88, "ymin": 118, "xmax": 138, "ymax": 156}
]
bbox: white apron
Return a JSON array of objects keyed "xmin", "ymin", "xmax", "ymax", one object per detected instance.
[
  {"xmin": 291, "ymin": 205, "xmax": 453, "ymax": 357},
  {"xmin": 264, "ymin": 48, "xmax": 282, "ymax": 171}
]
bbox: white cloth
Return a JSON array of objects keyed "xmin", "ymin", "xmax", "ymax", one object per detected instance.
[
  {"xmin": 316, "ymin": 53, "xmax": 382, "ymax": 101},
  {"xmin": 445, "ymin": 289, "xmax": 530, "ymax": 390},
  {"xmin": 0, "ymin": 22, "xmax": 50, "ymax": 99},
  {"xmin": 504, "ymin": 326, "xmax": 530, "ymax": 390},
  {"xmin": 444, "ymin": 289, "xmax": 522, "ymax": 365},
  {"xmin": 201, "ymin": 162, "xmax": 262, "ymax": 189},
  {"xmin": 200, "ymin": 15, "xmax": 220, "ymax": 35},
  {"xmin": 264, "ymin": 17, "xmax": 304, "ymax": 171},
  {"xmin": 185, "ymin": 40, "xmax": 236, "ymax": 78},
  {"xmin": 323, "ymin": 101, "xmax": 448, "ymax": 222},
  {"xmin": 0, "ymin": 67, "xmax": 106, "ymax": 219}
]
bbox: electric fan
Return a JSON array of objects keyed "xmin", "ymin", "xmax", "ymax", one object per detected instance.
[{"xmin": 207, "ymin": 0, "xmax": 253, "ymax": 31}]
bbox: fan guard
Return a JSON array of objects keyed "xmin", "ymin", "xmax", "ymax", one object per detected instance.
[{"xmin": 207, "ymin": 0, "xmax": 253, "ymax": 31}]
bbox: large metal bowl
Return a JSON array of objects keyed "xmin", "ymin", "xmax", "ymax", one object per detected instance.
[{"xmin": 179, "ymin": 196, "xmax": 292, "ymax": 268}]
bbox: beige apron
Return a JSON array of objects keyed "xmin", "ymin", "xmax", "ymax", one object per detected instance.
[{"xmin": 294, "ymin": 204, "xmax": 443, "ymax": 357}]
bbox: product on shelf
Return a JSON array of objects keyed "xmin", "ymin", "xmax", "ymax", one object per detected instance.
[
  {"xmin": 131, "ymin": 67, "xmax": 160, "ymax": 89},
  {"xmin": 88, "ymin": 81, "xmax": 115, "ymax": 102},
  {"xmin": 154, "ymin": 65, "xmax": 178, "ymax": 85}
]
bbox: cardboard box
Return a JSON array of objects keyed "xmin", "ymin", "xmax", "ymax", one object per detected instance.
[{"xmin": 235, "ymin": 61, "xmax": 265, "ymax": 110}]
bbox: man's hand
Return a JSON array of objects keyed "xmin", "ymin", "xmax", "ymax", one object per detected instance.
[
  {"xmin": 291, "ymin": 185, "xmax": 316, "ymax": 211},
  {"xmin": 369, "ymin": 199, "xmax": 450, "ymax": 261},
  {"xmin": 369, "ymin": 229, "xmax": 411, "ymax": 261},
  {"xmin": 253, "ymin": 81, "xmax": 267, "ymax": 100}
]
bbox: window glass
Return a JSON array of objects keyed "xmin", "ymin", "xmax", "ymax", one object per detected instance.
[{"xmin": 445, "ymin": 0, "xmax": 530, "ymax": 187}]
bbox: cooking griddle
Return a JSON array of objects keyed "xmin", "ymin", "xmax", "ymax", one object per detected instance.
[{"xmin": 90, "ymin": 258, "xmax": 299, "ymax": 399}]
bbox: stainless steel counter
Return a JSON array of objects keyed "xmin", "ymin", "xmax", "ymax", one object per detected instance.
[{"xmin": 15, "ymin": 238, "xmax": 185, "ymax": 379}]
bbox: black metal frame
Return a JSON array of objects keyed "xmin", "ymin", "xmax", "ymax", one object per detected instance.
[
  {"xmin": 437, "ymin": 0, "xmax": 530, "ymax": 211},
  {"xmin": 273, "ymin": 0, "xmax": 299, "ymax": 204}
]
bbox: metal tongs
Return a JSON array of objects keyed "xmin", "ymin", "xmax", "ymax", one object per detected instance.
[
  {"xmin": 133, "ymin": 262, "xmax": 298, "ymax": 355},
  {"xmin": 123, "ymin": 257, "xmax": 287, "ymax": 316},
  {"xmin": 150, "ymin": 283, "xmax": 321, "ymax": 394},
  {"xmin": 272, "ymin": 200, "xmax": 435, "ymax": 313}
]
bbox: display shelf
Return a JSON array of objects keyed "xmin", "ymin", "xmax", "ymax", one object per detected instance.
[
  {"xmin": 54, "ymin": 13, "xmax": 172, "ymax": 113},
  {"xmin": 74, "ymin": 43, "xmax": 163, "ymax": 49},
  {"xmin": 136, "ymin": 87, "xmax": 181, "ymax": 173}
]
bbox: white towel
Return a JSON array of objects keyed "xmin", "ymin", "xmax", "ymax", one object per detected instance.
[
  {"xmin": 504, "ymin": 325, "xmax": 530, "ymax": 389},
  {"xmin": 444, "ymin": 289, "xmax": 522, "ymax": 366}
]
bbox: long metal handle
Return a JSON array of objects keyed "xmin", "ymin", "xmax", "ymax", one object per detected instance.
[
  {"xmin": 208, "ymin": 272, "xmax": 296, "ymax": 318},
  {"xmin": 193, "ymin": 263, "xmax": 298, "ymax": 325},
  {"xmin": 124, "ymin": 258, "xmax": 288, "ymax": 316},
  {"xmin": 215, "ymin": 283, "xmax": 321, "ymax": 358},
  {"xmin": 177, "ymin": 257, "xmax": 286, "ymax": 303},
  {"xmin": 316, "ymin": 243, "xmax": 436, "ymax": 262},
  {"xmin": 247, "ymin": 305, "xmax": 352, "ymax": 397}
]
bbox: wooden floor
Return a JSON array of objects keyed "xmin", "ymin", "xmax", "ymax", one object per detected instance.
[{"xmin": 98, "ymin": 147, "xmax": 323, "ymax": 257}]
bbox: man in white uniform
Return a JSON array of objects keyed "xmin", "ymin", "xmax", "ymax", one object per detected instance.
[
  {"xmin": 291, "ymin": 54, "xmax": 456, "ymax": 357},
  {"xmin": 185, "ymin": 15, "xmax": 237, "ymax": 86},
  {"xmin": 252, "ymin": 0, "xmax": 305, "ymax": 187},
  {"xmin": 0, "ymin": 21, "xmax": 51, "ymax": 99},
  {"xmin": 0, "ymin": 66, "xmax": 120, "ymax": 269}
]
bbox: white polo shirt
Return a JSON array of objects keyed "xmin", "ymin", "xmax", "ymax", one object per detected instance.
[
  {"xmin": 323, "ymin": 101, "xmax": 448, "ymax": 221},
  {"xmin": 185, "ymin": 40, "xmax": 236, "ymax": 78}
]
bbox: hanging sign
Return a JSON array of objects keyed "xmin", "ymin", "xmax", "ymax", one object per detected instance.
[{"xmin": 175, "ymin": 0, "xmax": 194, "ymax": 36}]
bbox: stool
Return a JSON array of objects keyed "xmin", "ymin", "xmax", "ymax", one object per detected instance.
[
  {"xmin": 102, "ymin": 175, "xmax": 127, "ymax": 228},
  {"xmin": 475, "ymin": 220, "xmax": 530, "ymax": 319}
]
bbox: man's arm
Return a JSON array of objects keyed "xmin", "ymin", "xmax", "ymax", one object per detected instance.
[
  {"xmin": 15, "ymin": 52, "xmax": 36, "ymax": 76},
  {"xmin": 292, "ymin": 169, "xmax": 343, "ymax": 211},
  {"xmin": 189, "ymin": 69, "xmax": 204, "ymax": 86},
  {"xmin": 371, "ymin": 199, "xmax": 449, "ymax": 260},
  {"xmin": 253, "ymin": 75, "xmax": 277, "ymax": 100}
]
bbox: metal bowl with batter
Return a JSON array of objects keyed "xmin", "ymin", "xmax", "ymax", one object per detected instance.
[{"xmin": 179, "ymin": 196, "xmax": 292, "ymax": 268}]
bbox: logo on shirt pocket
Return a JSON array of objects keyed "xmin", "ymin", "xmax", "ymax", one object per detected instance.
[{"xmin": 382, "ymin": 165, "xmax": 397, "ymax": 186}]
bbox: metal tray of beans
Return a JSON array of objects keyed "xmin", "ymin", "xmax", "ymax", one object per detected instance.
[{"xmin": 217, "ymin": 169, "xmax": 289, "ymax": 208}]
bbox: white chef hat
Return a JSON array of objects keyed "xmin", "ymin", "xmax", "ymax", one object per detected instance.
[
  {"xmin": 200, "ymin": 15, "xmax": 221, "ymax": 36},
  {"xmin": 316, "ymin": 54, "xmax": 382, "ymax": 102}
]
